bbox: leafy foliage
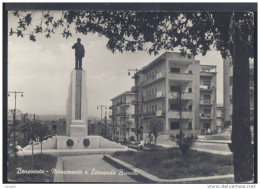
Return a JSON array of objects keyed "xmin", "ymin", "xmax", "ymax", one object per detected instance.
[
  {"xmin": 148, "ymin": 118, "xmax": 164, "ymax": 144},
  {"xmin": 9, "ymin": 11, "xmax": 254, "ymax": 58},
  {"xmin": 170, "ymin": 132, "xmax": 197, "ymax": 155}
]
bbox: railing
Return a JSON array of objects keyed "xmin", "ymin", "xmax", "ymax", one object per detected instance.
[
  {"xmin": 200, "ymin": 85, "xmax": 213, "ymax": 90},
  {"xmin": 168, "ymin": 72, "xmax": 193, "ymax": 81},
  {"xmin": 143, "ymin": 91, "xmax": 165, "ymax": 102},
  {"xmin": 200, "ymin": 114, "xmax": 212, "ymax": 119},
  {"xmin": 200, "ymin": 100, "xmax": 212, "ymax": 104},
  {"xmin": 168, "ymin": 111, "xmax": 193, "ymax": 119},
  {"xmin": 143, "ymin": 72, "xmax": 166, "ymax": 86},
  {"xmin": 169, "ymin": 91, "xmax": 193, "ymax": 100}
]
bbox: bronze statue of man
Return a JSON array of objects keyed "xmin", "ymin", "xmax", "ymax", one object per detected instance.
[{"xmin": 72, "ymin": 38, "xmax": 85, "ymax": 70}]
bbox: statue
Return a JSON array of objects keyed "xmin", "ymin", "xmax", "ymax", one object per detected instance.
[{"xmin": 72, "ymin": 38, "xmax": 85, "ymax": 70}]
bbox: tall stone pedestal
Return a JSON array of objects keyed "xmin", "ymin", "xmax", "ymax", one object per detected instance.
[{"xmin": 66, "ymin": 70, "xmax": 88, "ymax": 136}]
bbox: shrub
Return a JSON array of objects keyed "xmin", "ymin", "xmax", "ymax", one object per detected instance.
[{"xmin": 170, "ymin": 132, "xmax": 197, "ymax": 155}]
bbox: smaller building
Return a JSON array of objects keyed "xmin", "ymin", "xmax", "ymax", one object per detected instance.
[
  {"xmin": 216, "ymin": 104, "xmax": 224, "ymax": 132},
  {"xmin": 109, "ymin": 91, "xmax": 136, "ymax": 141}
]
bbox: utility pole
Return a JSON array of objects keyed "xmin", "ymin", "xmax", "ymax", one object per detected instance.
[
  {"xmin": 104, "ymin": 110, "xmax": 107, "ymax": 138},
  {"xmin": 97, "ymin": 105, "xmax": 107, "ymax": 136},
  {"xmin": 8, "ymin": 91, "xmax": 24, "ymax": 149}
]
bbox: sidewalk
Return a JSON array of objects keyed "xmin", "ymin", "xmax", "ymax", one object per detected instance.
[{"xmin": 157, "ymin": 142, "xmax": 232, "ymax": 155}]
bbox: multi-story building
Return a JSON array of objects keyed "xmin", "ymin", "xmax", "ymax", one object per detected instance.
[
  {"xmin": 216, "ymin": 104, "xmax": 224, "ymax": 132},
  {"xmin": 109, "ymin": 91, "xmax": 135, "ymax": 140},
  {"xmin": 132, "ymin": 52, "xmax": 217, "ymax": 139},
  {"xmin": 223, "ymin": 57, "xmax": 254, "ymax": 127}
]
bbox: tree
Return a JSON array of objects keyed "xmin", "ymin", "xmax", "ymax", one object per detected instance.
[
  {"xmin": 20, "ymin": 113, "xmax": 30, "ymax": 145},
  {"xmin": 148, "ymin": 118, "xmax": 164, "ymax": 145},
  {"xmin": 123, "ymin": 120, "xmax": 133, "ymax": 140},
  {"xmin": 169, "ymin": 84, "xmax": 197, "ymax": 155},
  {"xmin": 9, "ymin": 10, "xmax": 254, "ymax": 182},
  {"xmin": 35, "ymin": 123, "xmax": 49, "ymax": 154}
]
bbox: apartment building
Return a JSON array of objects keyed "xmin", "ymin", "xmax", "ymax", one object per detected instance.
[
  {"xmin": 223, "ymin": 57, "xmax": 254, "ymax": 126},
  {"xmin": 132, "ymin": 52, "xmax": 217, "ymax": 139},
  {"xmin": 216, "ymin": 104, "xmax": 224, "ymax": 132},
  {"xmin": 109, "ymin": 91, "xmax": 135, "ymax": 140}
]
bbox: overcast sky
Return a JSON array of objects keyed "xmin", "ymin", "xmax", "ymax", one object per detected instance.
[{"xmin": 7, "ymin": 11, "xmax": 223, "ymax": 118}]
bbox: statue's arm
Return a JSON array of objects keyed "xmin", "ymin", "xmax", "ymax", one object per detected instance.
[
  {"xmin": 72, "ymin": 43, "xmax": 76, "ymax": 49},
  {"xmin": 83, "ymin": 46, "xmax": 85, "ymax": 57}
]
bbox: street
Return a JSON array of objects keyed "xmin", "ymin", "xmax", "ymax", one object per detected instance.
[{"xmin": 62, "ymin": 154, "xmax": 137, "ymax": 183}]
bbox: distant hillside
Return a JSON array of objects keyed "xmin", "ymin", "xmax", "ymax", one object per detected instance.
[
  {"xmin": 38, "ymin": 115, "xmax": 65, "ymax": 121},
  {"xmin": 38, "ymin": 115, "xmax": 100, "ymax": 121}
]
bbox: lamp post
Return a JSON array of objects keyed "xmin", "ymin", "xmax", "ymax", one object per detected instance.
[
  {"xmin": 8, "ymin": 91, "xmax": 24, "ymax": 149},
  {"xmin": 127, "ymin": 68, "xmax": 139, "ymax": 77},
  {"xmin": 97, "ymin": 105, "xmax": 107, "ymax": 136}
]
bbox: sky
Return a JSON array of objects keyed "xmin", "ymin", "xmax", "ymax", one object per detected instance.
[{"xmin": 7, "ymin": 11, "xmax": 223, "ymax": 118}]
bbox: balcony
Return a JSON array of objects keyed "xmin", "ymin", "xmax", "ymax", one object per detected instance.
[
  {"xmin": 168, "ymin": 72, "xmax": 193, "ymax": 81},
  {"xmin": 200, "ymin": 114, "xmax": 212, "ymax": 119},
  {"xmin": 131, "ymin": 99, "xmax": 140, "ymax": 105},
  {"xmin": 143, "ymin": 72, "xmax": 166, "ymax": 87},
  {"xmin": 131, "ymin": 86, "xmax": 139, "ymax": 92},
  {"xmin": 168, "ymin": 111, "xmax": 193, "ymax": 119},
  {"xmin": 141, "ymin": 110, "xmax": 166, "ymax": 118},
  {"xmin": 169, "ymin": 91, "xmax": 193, "ymax": 100},
  {"xmin": 143, "ymin": 91, "xmax": 165, "ymax": 102},
  {"xmin": 200, "ymin": 101, "xmax": 213, "ymax": 105},
  {"xmin": 200, "ymin": 85, "xmax": 213, "ymax": 91}
]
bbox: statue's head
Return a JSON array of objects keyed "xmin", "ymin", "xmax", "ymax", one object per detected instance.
[{"xmin": 77, "ymin": 38, "xmax": 81, "ymax": 43}]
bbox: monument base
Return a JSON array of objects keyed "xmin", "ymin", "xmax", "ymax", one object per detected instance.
[
  {"xmin": 22, "ymin": 136, "xmax": 125, "ymax": 151},
  {"xmin": 70, "ymin": 120, "xmax": 87, "ymax": 137}
]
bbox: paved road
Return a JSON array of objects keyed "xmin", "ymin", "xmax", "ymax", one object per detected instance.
[
  {"xmin": 62, "ymin": 154, "xmax": 136, "ymax": 183},
  {"xmin": 157, "ymin": 139, "xmax": 231, "ymax": 154}
]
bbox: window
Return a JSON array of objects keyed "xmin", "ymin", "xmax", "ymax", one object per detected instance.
[
  {"xmin": 204, "ymin": 109, "xmax": 211, "ymax": 114},
  {"xmin": 170, "ymin": 68, "xmax": 180, "ymax": 73},
  {"xmin": 204, "ymin": 95, "xmax": 211, "ymax": 103},
  {"xmin": 189, "ymin": 122, "xmax": 192, "ymax": 130},
  {"xmin": 230, "ymin": 95, "xmax": 233, "ymax": 104},
  {"xmin": 204, "ymin": 123, "xmax": 210, "ymax": 130},
  {"xmin": 170, "ymin": 85, "xmax": 180, "ymax": 92},
  {"xmin": 204, "ymin": 80, "xmax": 211, "ymax": 87},
  {"xmin": 188, "ymin": 70, "xmax": 192, "ymax": 74},
  {"xmin": 188, "ymin": 88, "xmax": 192, "ymax": 93},
  {"xmin": 170, "ymin": 104, "xmax": 178, "ymax": 111},
  {"xmin": 188, "ymin": 104, "xmax": 192, "ymax": 111},
  {"xmin": 170, "ymin": 122, "xmax": 180, "ymax": 130},
  {"xmin": 155, "ymin": 105, "xmax": 157, "ymax": 112},
  {"xmin": 230, "ymin": 76, "xmax": 233, "ymax": 86}
]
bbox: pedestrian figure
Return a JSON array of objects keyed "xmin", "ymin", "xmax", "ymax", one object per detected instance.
[
  {"xmin": 72, "ymin": 38, "xmax": 85, "ymax": 70},
  {"xmin": 138, "ymin": 139, "xmax": 145, "ymax": 151}
]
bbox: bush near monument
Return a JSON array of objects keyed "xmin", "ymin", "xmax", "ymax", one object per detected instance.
[{"xmin": 113, "ymin": 148, "xmax": 233, "ymax": 179}]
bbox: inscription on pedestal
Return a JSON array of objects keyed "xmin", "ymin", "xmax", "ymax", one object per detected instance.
[{"xmin": 75, "ymin": 70, "xmax": 82, "ymax": 120}]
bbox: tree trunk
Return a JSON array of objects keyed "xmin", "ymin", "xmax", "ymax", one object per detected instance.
[
  {"xmin": 41, "ymin": 141, "xmax": 42, "ymax": 155},
  {"xmin": 232, "ymin": 28, "xmax": 253, "ymax": 182}
]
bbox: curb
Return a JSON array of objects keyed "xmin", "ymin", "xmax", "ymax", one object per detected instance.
[
  {"xmin": 104, "ymin": 154, "xmax": 234, "ymax": 183},
  {"xmin": 196, "ymin": 140, "xmax": 231, "ymax": 144},
  {"xmin": 53, "ymin": 157, "xmax": 64, "ymax": 182}
]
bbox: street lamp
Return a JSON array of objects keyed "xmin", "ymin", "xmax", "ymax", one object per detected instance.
[
  {"xmin": 8, "ymin": 91, "xmax": 24, "ymax": 148},
  {"xmin": 127, "ymin": 68, "xmax": 139, "ymax": 77},
  {"xmin": 97, "ymin": 105, "xmax": 107, "ymax": 136}
]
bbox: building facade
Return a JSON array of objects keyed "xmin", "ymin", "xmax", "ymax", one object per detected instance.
[
  {"xmin": 223, "ymin": 57, "xmax": 254, "ymax": 127},
  {"xmin": 132, "ymin": 52, "xmax": 217, "ymax": 139},
  {"xmin": 216, "ymin": 104, "xmax": 224, "ymax": 132},
  {"xmin": 109, "ymin": 91, "xmax": 136, "ymax": 140}
]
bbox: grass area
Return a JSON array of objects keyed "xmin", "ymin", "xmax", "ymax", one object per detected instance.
[
  {"xmin": 8, "ymin": 154, "xmax": 57, "ymax": 182},
  {"xmin": 113, "ymin": 148, "xmax": 233, "ymax": 179}
]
